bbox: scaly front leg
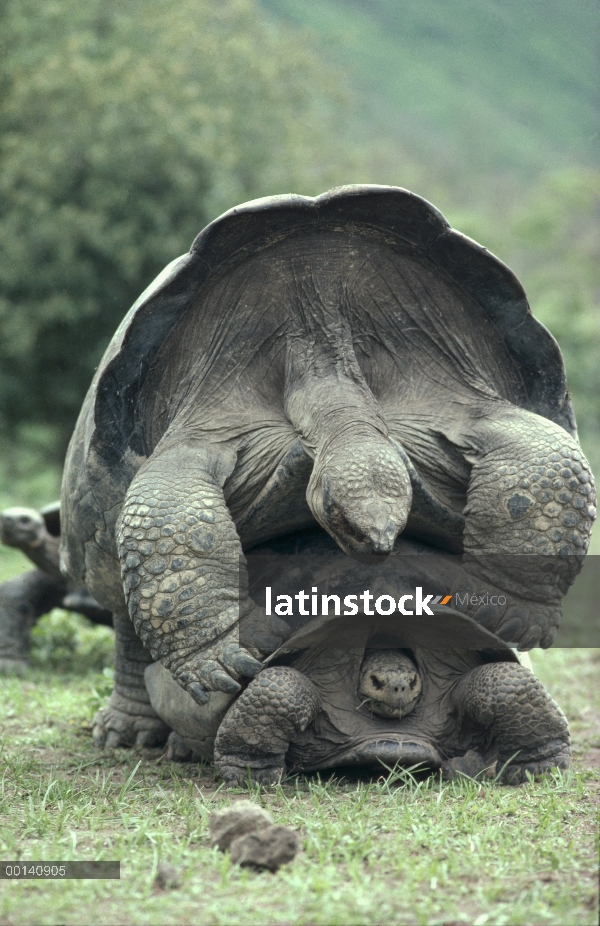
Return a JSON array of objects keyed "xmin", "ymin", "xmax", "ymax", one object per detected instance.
[
  {"xmin": 117, "ymin": 442, "xmax": 285, "ymax": 706},
  {"xmin": 454, "ymin": 407, "xmax": 596, "ymax": 648},
  {"xmin": 214, "ymin": 666, "xmax": 320, "ymax": 785},
  {"xmin": 92, "ymin": 611, "xmax": 170, "ymax": 748},
  {"xmin": 452, "ymin": 661, "xmax": 571, "ymax": 784}
]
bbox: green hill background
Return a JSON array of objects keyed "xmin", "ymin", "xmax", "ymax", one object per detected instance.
[
  {"xmin": 0, "ymin": 0, "xmax": 598, "ymax": 533},
  {"xmin": 262, "ymin": 0, "xmax": 599, "ymax": 195}
]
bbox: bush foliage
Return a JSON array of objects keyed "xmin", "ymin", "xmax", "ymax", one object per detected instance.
[
  {"xmin": 29, "ymin": 610, "xmax": 115, "ymax": 673},
  {"xmin": 0, "ymin": 0, "xmax": 598, "ymax": 504},
  {"xmin": 0, "ymin": 0, "xmax": 350, "ymax": 463}
]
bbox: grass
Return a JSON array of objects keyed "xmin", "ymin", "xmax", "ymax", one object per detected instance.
[{"xmin": 0, "ymin": 646, "xmax": 597, "ymax": 925}]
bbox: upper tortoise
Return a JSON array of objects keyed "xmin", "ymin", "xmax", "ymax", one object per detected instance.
[{"xmin": 60, "ymin": 185, "xmax": 596, "ymax": 749}]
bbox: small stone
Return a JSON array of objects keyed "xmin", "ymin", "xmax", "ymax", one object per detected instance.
[
  {"xmin": 209, "ymin": 800, "xmax": 273, "ymax": 851},
  {"xmin": 229, "ymin": 824, "xmax": 300, "ymax": 872},
  {"xmin": 154, "ymin": 861, "xmax": 181, "ymax": 890}
]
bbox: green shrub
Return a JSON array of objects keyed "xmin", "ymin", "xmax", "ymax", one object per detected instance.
[{"xmin": 29, "ymin": 609, "xmax": 114, "ymax": 674}]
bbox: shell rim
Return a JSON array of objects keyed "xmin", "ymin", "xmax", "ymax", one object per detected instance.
[{"xmin": 91, "ymin": 184, "xmax": 576, "ymax": 465}]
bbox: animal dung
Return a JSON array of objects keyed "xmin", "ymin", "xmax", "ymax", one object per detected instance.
[
  {"xmin": 229, "ymin": 825, "xmax": 300, "ymax": 872},
  {"xmin": 209, "ymin": 801, "xmax": 273, "ymax": 851},
  {"xmin": 154, "ymin": 861, "xmax": 181, "ymax": 890},
  {"xmin": 208, "ymin": 801, "xmax": 299, "ymax": 871}
]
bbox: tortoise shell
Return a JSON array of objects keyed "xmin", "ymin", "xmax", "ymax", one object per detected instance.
[
  {"xmin": 62, "ymin": 185, "xmax": 575, "ymax": 591},
  {"xmin": 91, "ymin": 184, "xmax": 574, "ymax": 473}
]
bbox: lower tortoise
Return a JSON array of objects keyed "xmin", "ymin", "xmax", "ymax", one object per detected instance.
[{"xmin": 144, "ymin": 532, "xmax": 571, "ymax": 786}]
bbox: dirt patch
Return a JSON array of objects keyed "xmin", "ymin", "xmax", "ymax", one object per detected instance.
[{"xmin": 579, "ymin": 747, "xmax": 600, "ymax": 768}]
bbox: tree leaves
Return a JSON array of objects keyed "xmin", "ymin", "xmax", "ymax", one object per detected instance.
[{"xmin": 0, "ymin": 0, "xmax": 351, "ymax": 459}]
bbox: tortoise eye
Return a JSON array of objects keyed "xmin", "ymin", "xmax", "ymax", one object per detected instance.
[
  {"xmin": 409, "ymin": 676, "xmax": 418, "ymax": 689},
  {"xmin": 370, "ymin": 674, "xmax": 384, "ymax": 690}
]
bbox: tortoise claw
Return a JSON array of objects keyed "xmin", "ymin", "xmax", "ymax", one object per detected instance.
[
  {"xmin": 539, "ymin": 626, "xmax": 557, "ymax": 648},
  {"xmin": 196, "ymin": 660, "xmax": 242, "ymax": 692},
  {"xmin": 210, "ymin": 669, "xmax": 241, "ymax": 694},
  {"xmin": 496, "ymin": 617, "xmax": 523, "ymax": 643},
  {"xmin": 189, "ymin": 682, "xmax": 210, "ymax": 705},
  {"xmin": 251, "ymin": 633, "xmax": 283, "ymax": 655},
  {"xmin": 517, "ymin": 625, "xmax": 542, "ymax": 650},
  {"xmin": 220, "ymin": 645, "xmax": 262, "ymax": 679}
]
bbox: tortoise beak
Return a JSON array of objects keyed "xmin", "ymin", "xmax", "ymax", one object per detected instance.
[{"xmin": 360, "ymin": 501, "xmax": 402, "ymax": 554}]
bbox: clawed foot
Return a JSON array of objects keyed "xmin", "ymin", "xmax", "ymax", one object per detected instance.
[
  {"xmin": 174, "ymin": 607, "xmax": 289, "ymax": 707},
  {"xmin": 93, "ymin": 692, "xmax": 170, "ymax": 748},
  {"xmin": 452, "ymin": 575, "xmax": 559, "ymax": 649},
  {"xmin": 165, "ymin": 731, "xmax": 194, "ymax": 762},
  {"xmin": 498, "ymin": 744, "xmax": 571, "ymax": 785},
  {"xmin": 214, "ymin": 752, "xmax": 286, "ymax": 787}
]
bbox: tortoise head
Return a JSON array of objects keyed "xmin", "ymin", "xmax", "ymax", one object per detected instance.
[
  {"xmin": 0, "ymin": 507, "xmax": 46, "ymax": 550},
  {"xmin": 307, "ymin": 437, "xmax": 412, "ymax": 556},
  {"xmin": 358, "ymin": 650, "xmax": 422, "ymax": 719}
]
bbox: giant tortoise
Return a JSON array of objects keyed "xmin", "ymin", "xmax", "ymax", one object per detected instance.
[
  {"xmin": 0, "ymin": 502, "xmax": 111, "ymax": 671},
  {"xmin": 60, "ymin": 185, "xmax": 595, "ymax": 749},
  {"xmin": 215, "ymin": 610, "xmax": 571, "ymax": 787},
  {"xmin": 144, "ymin": 529, "xmax": 571, "ymax": 786}
]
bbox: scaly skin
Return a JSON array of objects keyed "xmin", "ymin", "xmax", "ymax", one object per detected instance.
[
  {"xmin": 453, "ymin": 661, "xmax": 571, "ymax": 784},
  {"xmin": 93, "ymin": 612, "xmax": 170, "ymax": 748},
  {"xmin": 455, "ymin": 408, "xmax": 596, "ymax": 648},
  {"xmin": 214, "ymin": 666, "xmax": 320, "ymax": 785},
  {"xmin": 308, "ymin": 433, "xmax": 412, "ymax": 555},
  {"xmin": 284, "ymin": 293, "xmax": 412, "ymax": 555},
  {"xmin": 116, "ymin": 443, "xmax": 271, "ymax": 706}
]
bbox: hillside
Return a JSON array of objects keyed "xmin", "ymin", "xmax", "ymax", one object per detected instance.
[{"xmin": 262, "ymin": 0, "xmax": 599, "ymax": 193}]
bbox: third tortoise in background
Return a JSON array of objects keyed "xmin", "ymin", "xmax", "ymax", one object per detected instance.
[
  {"xmin": 0, "ymin": 502, "xmax": 111, "ymax": 671},
  {"xmin": 60, "ymin": 185, "xmax": 595, "ymax": 749}
]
